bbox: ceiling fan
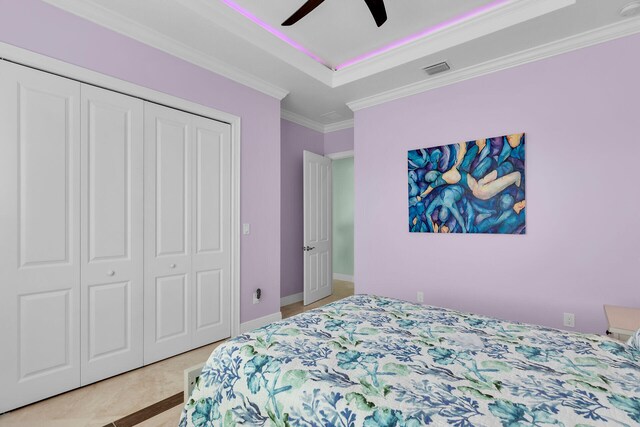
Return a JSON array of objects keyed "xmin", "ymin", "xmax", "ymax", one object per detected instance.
[{"xmin": 282, "ymin": 0, "xmax": 388, "ymax": 27}]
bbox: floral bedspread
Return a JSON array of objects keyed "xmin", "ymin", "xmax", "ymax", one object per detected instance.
[{"xmin": 179, "ymin": 295, "xmax": 640, "ymax": 426}]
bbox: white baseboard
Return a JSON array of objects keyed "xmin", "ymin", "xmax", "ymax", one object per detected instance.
[
  {"xmin": 240, "ymin": 311, "xmax": 282, "ymax": 334},
  {"xmin": 333, "ymin": 273, "xmax": 354, "ymax": 282},
  {"xmin": 280, "ymin": 292, "xmax": 303, "ymax": 307}
]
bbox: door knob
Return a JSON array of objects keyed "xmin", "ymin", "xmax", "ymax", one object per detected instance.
[
  {"xmin": 107, "ymin": 270, "xmax": 115, "ymax": 276},
  {"xmin": 170, "ymin": 264, "xmax": 177, "ymax": 269},
  {"xmin": 303, "ymin": 246, "xmax": 316, "ymax": 251}
]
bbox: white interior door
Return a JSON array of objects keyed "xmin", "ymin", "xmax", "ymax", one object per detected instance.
[
  {"xmin": 191, "ymin": 115, "xmax": 232, "ymax": 347},
  {"xmin": 303, "ymin": 151, "xmax": 332, "ymax": 305},
  {"xmin": 80, "ymin": 85, "xmax": 144, "ymax": 385},
  {"xmin": 144, "ymin": 102, "xmax": 193, "ymax": 364},
  {"xmin": 0, "ymin": 61, "xmax": 81, "ymax": 412}
]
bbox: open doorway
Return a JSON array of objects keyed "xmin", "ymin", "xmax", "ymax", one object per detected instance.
[{"xmin": 327, "ymin": 150, "xmax": 354, "ymax": 292}]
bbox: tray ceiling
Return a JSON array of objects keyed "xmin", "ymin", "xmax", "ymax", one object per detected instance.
[{"xmin": 42, "ymin": 0, "xmax": 640, "ymax": 127}]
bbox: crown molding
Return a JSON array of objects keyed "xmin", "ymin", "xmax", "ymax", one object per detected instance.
[
  {"xmin": 332, "ymin": 0, "xmax": 575, "ymax": 87},
  {"xmin": 181, "ymin": 0, "xmax": 574, "ymax": 89},
  {"xmin": 281, "ymin": 109, "xmax": 325, "ymax": 133},
  {"xmin": 281, "ymin": 110, "xmax": 354, "ymax": 134},
  {"xmin": 42, "ymin": 0, "xmax": 289, "ymax": 100},
  {"xmin": 347, "ymin": 17, "xmax": 640, "ymax": 111},
  {"xmin": 324, "ymin": 119, "xmax": 355, "ymax": 133},
  {"xmin": 175, "ymin": 0, "xmax": 334, "ymax": 87}
]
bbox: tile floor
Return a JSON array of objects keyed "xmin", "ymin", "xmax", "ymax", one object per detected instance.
[{"xmin": 0, "ymin": 280, "xmax": 354, "ymax": 427}]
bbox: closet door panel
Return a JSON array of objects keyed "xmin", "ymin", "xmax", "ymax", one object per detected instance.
[
  {"xmin": 20, "ymin": 88, "xmax": 70, "ymax": 267},
  {"xmin": 87, "ymin": 281, "xmax": 130, "ymax": 356},
  {"xmin": 144, "ymin": 102, "xmax": 192, "ymax": 364},
  {"xmin": 191, "ymin": 116, "xmax": 232, "ymax": 347},
  {"xmin": 155, "ymin": 274, "xmax": 189, "ymax": 341},
  {"xmin": 156, "ymin": 121, "xmax": 189, "ymax": 256},
  {"xmin": 0, "ymin": 61, "xmax": 81, "ymax": 412},
  {"xmin": 80, "ymin": 85, "xmax": 144, "ymax": 385}
]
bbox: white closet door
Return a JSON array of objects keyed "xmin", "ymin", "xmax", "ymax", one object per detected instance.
[
  {"xmin": 191, "ymin": 115, "xmax": 232, "ymax": 347},
  {"xmin": 144, "ymin": 102, "xmax": 193, "ymax": 364},
  {"xmin": 80, "ymin": 85, "xmax": 144, "ymax": 384},
  {"xmin": 0, "ymin": 61, "xmax": 81, "ymax": 412}
]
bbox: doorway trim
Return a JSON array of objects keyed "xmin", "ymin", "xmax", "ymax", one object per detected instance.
[
  {"xmin": 0, "ymin": 41, "xmax": 242, "ymax": 337},
  {"xmin": 326, "ymin": 150, "xmax": 354, "ymax": 160}
]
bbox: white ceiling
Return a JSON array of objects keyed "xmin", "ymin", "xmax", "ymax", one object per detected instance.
[
  {"xmin": 43, "ymin": 0, "xmax": 640, "ymax": 129},
  {"xmin": 232, "ymin": 0, "xmax": 500, "ymax": 68}
]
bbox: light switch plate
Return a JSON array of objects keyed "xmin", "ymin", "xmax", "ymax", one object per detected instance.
[{"xmin": 243, "ymin": 223, "xmax": 250, "ymax": 235}]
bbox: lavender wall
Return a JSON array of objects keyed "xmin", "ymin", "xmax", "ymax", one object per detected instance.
[
  {"xmin": 280, "ymin": 119, "xmax": 325, "ymax": 299},
  {"xmin": 355, "ymin": 34, "xmax": 640, "ymax": 334},
  {"xmin": 0, "ymin": 0, "xmax": 281, "ymax": 323},
  {"xmin": 324, "ymin": 128, "xmax": 355, "ymax": 154},
  {"xmin": 279, "ymin": 122, "xmax": 355, "ymax": 300}
]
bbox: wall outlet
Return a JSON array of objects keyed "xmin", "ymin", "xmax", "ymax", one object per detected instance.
[
  {"xmin": 253, "ymin": 289, "xmax": 261, "ymax": 304},
  {"xmin": 417, "ymin": 291, "xmax": 424, "ymax": 303},
  {"xmin": 184, "ymin": 363, "xmax": 204, "ymax": 403},
  {"xmin": 563, "ymin": 312, "xmax": 575, "ymax": 328}
]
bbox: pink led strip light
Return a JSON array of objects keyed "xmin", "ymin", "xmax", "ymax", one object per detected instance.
[{"xmin": 220, "ymin": 0, "xmax": 511, "ymax": 71}]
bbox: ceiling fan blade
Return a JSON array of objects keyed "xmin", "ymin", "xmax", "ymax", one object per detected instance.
[
  {"xmin": 282, "ymin": 0, "xmax": 326, "ymax": 26},
  {"xmin": 363, "ymin": 0, "xmax": 387, "ymax": 27}
]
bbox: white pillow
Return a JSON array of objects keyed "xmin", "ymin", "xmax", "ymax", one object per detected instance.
[{"xmin": 627, "ymin": 328, "xmax": 640, "ymax": 349}]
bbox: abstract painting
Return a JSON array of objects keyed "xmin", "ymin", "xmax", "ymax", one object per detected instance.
[{"xmin": 409, "ymin": 133, "xmax": 525, "ymax": 234}]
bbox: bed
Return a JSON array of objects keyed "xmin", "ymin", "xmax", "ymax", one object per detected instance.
[{"xmin": 179, "ymin": 295, "xmax": 640, "ymax": 426}]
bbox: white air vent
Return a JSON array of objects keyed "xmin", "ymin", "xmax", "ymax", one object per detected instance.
[{"xmin": 423, "ymin": 61, "xmax": 451, "ymax": 76}]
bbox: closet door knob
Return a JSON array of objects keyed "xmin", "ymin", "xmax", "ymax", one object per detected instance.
[
  {"xmin": 170, "ymin": 264, "xmax": 177, "ymax": 269},
  {"xmin": 107, "ymin": 270, "xmax": 115, "ymax": 276}
]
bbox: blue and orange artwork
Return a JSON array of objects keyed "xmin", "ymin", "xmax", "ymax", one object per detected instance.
[{"xmin": 408, "ymin": 133, "xmax": 525, "ymax": 234}]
